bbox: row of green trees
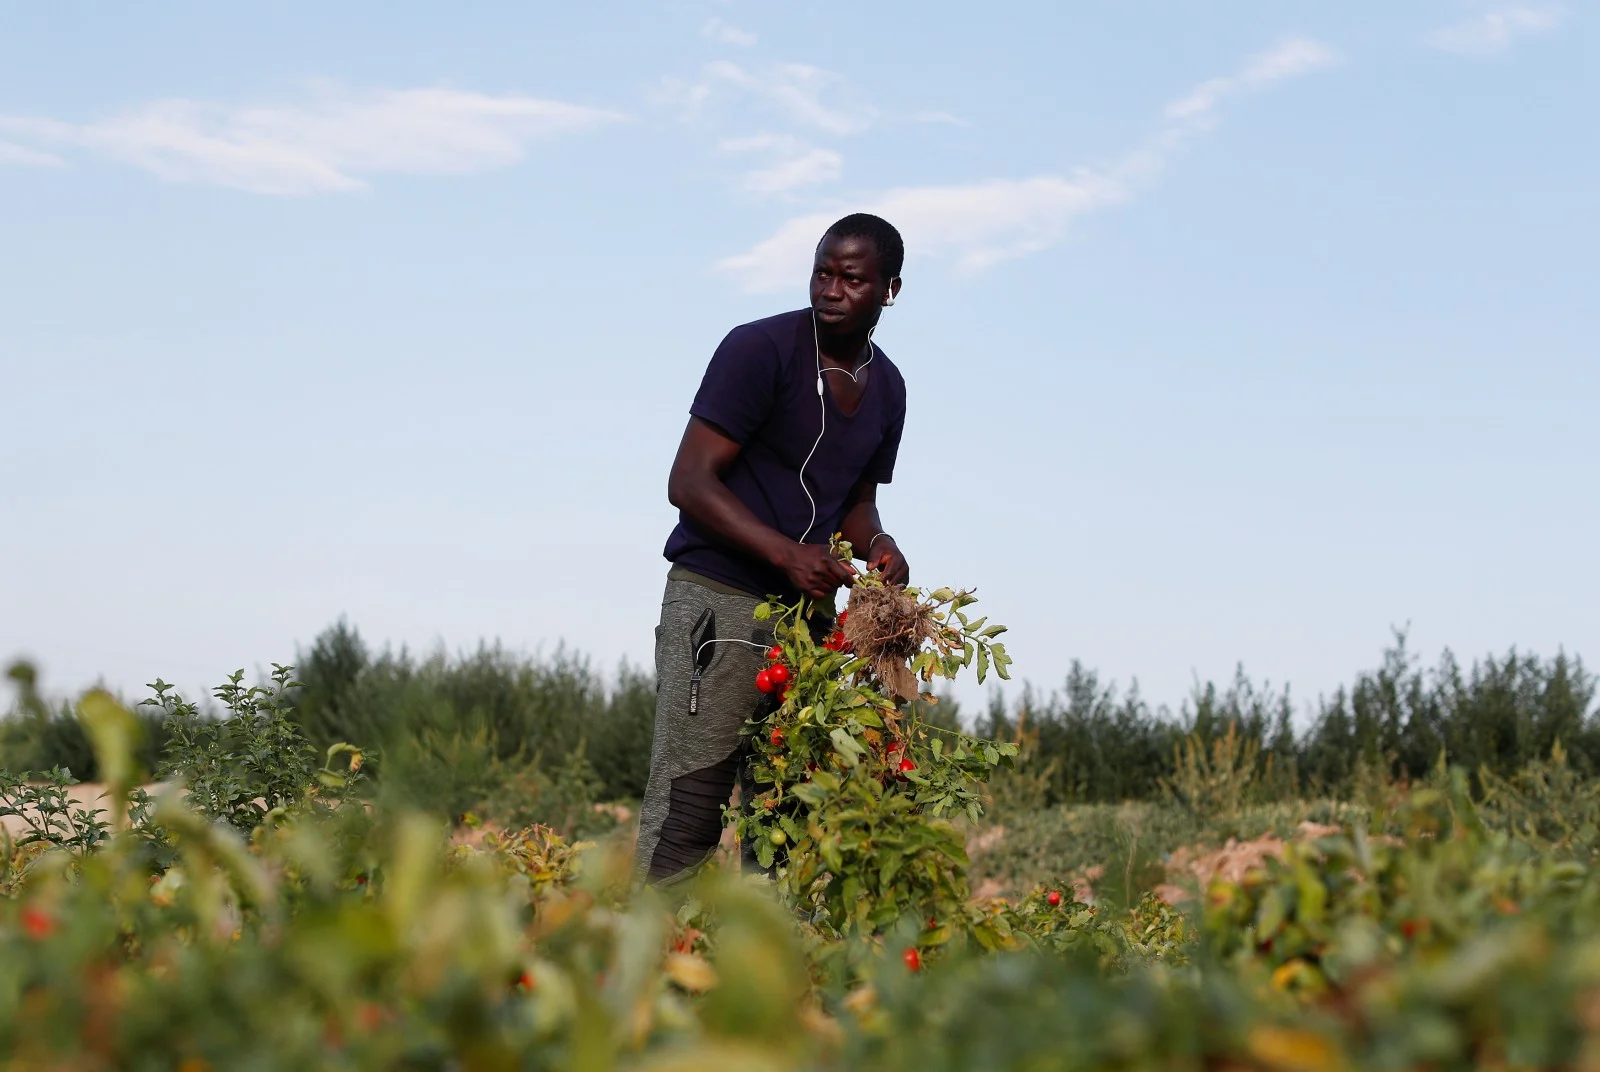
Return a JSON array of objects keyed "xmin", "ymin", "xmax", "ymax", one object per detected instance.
[
  {"xmin": 4, "ymin": 625, "xmax": 1593, "ymax": 813},
  {"xmin": 974, "ymin": 634, "xmax": 1596, "ymax": 804}
]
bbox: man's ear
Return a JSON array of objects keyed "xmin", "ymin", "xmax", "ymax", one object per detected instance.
[{"xmin": 883, "ymin": 277, "xmax": 902, "ymax": 307}]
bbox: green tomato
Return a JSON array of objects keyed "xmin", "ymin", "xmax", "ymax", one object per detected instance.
[{"xmin": 769, "ymin": 829, "xmax": 788, "ymax": 846}]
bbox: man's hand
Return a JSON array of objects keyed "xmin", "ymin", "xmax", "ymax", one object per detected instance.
[
  {"xmin": 866, "ymin": 535, "xmax": 910, "ymax": 587},
  {"xmin": 779, "ymin": 542, "xmax": 857, "ymax": 601}
]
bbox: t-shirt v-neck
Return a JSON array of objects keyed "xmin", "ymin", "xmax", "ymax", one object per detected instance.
[{"xmin": 821, "ymin": 356, "xmax": 874, "ymax": 421}]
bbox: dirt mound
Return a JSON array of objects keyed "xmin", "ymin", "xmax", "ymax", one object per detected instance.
[
  {"xmin": 1155, "ymin": 835, "xmax": 1286, "ymax": 904},
  {"xmin": 1154, "ymin": 821, "xmax": 1352, "ymax": 905}
]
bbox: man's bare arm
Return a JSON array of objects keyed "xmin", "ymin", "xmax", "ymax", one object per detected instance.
[
  {"xmin": 839, "ymin": 479, "xmax": 910, "ymax": 586},
  {"xmin": 667, "ymin": 417, "xmax": 855, "ymax": 600}
]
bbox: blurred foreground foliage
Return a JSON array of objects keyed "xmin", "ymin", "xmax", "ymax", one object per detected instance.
[{"xmin": 8, "ymin": 649, "xmax": 1600, "ymax": 1068}]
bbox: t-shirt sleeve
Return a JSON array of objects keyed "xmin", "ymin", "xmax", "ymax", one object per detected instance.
[
  {"xmin": 863, "ymin": 373, "xmax": 907, "ymax": 484},
  {"xmin": 688, "ymin": 325, "xmax": 780, "ymax": 445}
]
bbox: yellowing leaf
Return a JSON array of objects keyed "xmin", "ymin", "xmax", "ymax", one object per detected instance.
[
  {"xmin": 1270, "ymin": 958, "xmax": 1326, "ymax": 995},
  {"xmin": 1247, "ymin": 1026, "xmax": 1344, "ymax": 1072},
  {"xmin": 632, "ymin": 1042, "xmax": 789, "ymax": 1072},
  {"xmin": 664, "ymin": 952, "xmax": 719, "ymax": 993},
  {"xmin": 842, "ymin": 985, "xmax": 877, "ymax": 1014}
]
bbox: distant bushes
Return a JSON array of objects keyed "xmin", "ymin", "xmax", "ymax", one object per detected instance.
[
  {"xmin": 5, "ymin": 626, "xmax": 1594, "ymax": 815},
  {"xmin": 975, "ymin": 634, "xmax": 1597, "ymax": 805},
  {"xmin": 283, "ymin": 620, "xmax": 654, "ymax": 824},
  {"xmin": 0, "ymin": 665, "xmax": 168, "ymax": 782},
  {"xmin": 0, "ymin": 623, "xmax": 655, "ymax": 836}
]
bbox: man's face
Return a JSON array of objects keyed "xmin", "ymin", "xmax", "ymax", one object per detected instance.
[{"xmin": 809, "ymin": 234, "xmax": 891, "ymax": 336}]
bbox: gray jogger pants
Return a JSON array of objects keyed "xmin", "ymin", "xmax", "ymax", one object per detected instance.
[{"xmin": 633, "ymin": 568, "xmax": 776, "ymax": 884}]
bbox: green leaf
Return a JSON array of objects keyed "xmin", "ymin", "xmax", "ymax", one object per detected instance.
[
  {"xmin": 754, "ymin": 602, "xmax": 772, "ymax": 620},
  {"xmin": 992, "ymin": 643, "xmax": 1013, "ymax": 681},
  {"xmin": 1257, "ymin": 886, "xmax": 1290, "ymax": 940},
  {"xmin": 830, "ymin": 728, "xmax": 866, "ymax": 767}
]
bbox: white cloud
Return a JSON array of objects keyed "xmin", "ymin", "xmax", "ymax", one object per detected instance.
[
  {"xmin": 658, "ymin": 61, "xmax": 871, "ymax": 135},
  {"xmin": 718, "ymin": 39, "xmax": 1335, "ymax": 292},
  {"xmin": 717, "ymin": 174, "xmax": 1125, "ymax": 291},
  {"xmin": 744, "ymin": 148, "xmax": 843, "ymax": 194},
  {"xmin": 701, "ymin": 17, "xmax": 757, "ymax": 47},
  {"xmin": 0, "ymin": 140, "xmax": 63, "ymax": 167},
  {"xmin": 0, "ymin": 83, "xmax": 622, "ymax": 195},
  {"xmin": 652, "ymin": 59, "xmax": 875, "ymax": 196},
  {"xmin": 1166, "ymin": 38, "xmax": 1337, "ymax": 121},
  {"xmin": 720, "ymin": 134, "xmax": 844, "ymax": 195},
  {"xmin": 1428, "ymin": 6, "xmax": 1563, "ymax": 55}
]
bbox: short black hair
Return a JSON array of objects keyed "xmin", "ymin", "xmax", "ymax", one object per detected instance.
[{"xmin": 822, "ymin": 213, "xmax": 904, "ymax": 280}]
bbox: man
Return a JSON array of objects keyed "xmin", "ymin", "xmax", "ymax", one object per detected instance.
[{"xmin": 634, "ymin": 213, "xmax": 912, "ymax": 884}]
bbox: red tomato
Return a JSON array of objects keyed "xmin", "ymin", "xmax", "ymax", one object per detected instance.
[
  {"xmin": 1047, "ymin": 890, "xmax": 1062, "ymax": 907},
  {"xmin": 902, "ymin": 948, "xmax": 922, "ymax": 972},
  {"xmin": 769, "ymin": 727, "xmax": 784, "ymax": 748},
  {"xmin": 766, "ymin": 645, "xmax": 784, "ymax": 661},
  {"xmin": 755, "ymin": 669, "xmax": 775, "ymax": 693},
  {"xmin": 20, "ymin": 906, "xmax": 54, "ymax": 940},
  {"xmin": 768, "ymin": 663, "xmax": 791, "ymax": 686}
]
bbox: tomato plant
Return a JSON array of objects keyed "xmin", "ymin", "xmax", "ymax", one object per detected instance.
[{"xmin": 728, "ymin": 550, "xmax": 1018, "ymax": 950}]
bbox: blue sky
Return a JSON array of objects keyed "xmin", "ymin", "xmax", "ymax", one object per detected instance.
[{"xmin": 2, "ymin": 2, "xmax": 1594, "ymax": 720}]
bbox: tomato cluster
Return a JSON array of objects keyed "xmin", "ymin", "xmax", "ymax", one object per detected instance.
[
  {"xmin": 754, "ymin": 645, "xmax": 792, "ymax": 701},
  {"xmin": 822, "ymin": 610, "xmax": 853, "ymax": 653}
]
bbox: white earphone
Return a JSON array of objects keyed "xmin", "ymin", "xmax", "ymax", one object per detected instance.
[{"xmin": 798, "ymin": 311, "xmax": 877, "ymax": 545}]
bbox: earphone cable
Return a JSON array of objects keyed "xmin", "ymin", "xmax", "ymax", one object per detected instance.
[
  {"xmin": 798, "ymin": 311, "xmax": 875, "ymax": 545},
  {"xmin": 694, "ymin": 637, "xmax": 771, "ymax": 664}
]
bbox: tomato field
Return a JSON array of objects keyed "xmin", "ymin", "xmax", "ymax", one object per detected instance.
[{"xmin": 5, "ymin": 568, "xmax": 1600, "ymax": 1069}]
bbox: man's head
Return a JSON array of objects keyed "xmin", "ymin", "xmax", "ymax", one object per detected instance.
[{"xmin": 810, "ymin": 213, "xmax": 903, "ymax": 337}]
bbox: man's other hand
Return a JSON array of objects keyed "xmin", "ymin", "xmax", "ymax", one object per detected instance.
[{"xmin": 868, "ymin": 536, "xmax": 910, "ymax": 587}]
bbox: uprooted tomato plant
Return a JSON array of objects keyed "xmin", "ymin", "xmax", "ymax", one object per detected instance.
[{"xmin": 728, "ymin": 541, "xmax": 1029, "ymax": 956}]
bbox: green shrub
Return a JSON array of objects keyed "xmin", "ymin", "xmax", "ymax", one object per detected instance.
[
  {"xmin": 0, "ymin": 663, "xmax": 166, "ymax": 780},
  {"xmin": 287, "ymin": 621, "xmax": 655, "ymax": 811}
]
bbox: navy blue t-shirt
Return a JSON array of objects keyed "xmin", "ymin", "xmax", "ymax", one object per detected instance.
[{"xmin": 663, "ymin": 309, "xmax": 907, "ymax": 599}]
